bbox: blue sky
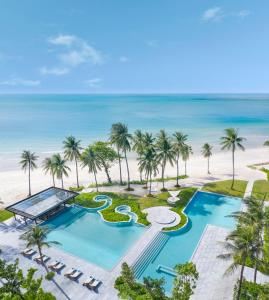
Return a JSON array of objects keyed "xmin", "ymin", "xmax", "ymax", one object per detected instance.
[{"xmin": 0, "ymin": 0, "xmax": 268, "ymax": 93}]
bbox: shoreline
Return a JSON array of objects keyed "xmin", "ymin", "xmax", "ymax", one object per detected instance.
[{"xmin": 0, "ymin": 146, "xmax": 267, "ymax": 208}]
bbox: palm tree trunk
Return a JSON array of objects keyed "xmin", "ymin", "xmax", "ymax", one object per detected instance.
[
  {"xmin": 139, "ymin": 155, "xmax": 142, "ymax": 183},
  {"xmin": 162, "ymin": 162, "xmax": 165, "ymax": 190},
  {"xmin": 38, "ymin": 245, "xmax": 48, "ymax": 273},
  {"xmin": 61, "ymin": 174, "xmax": 64, "ymax": 189},
  {"xmin": 149, "ymin": 171, "xmax": 152, "ymax": 195},
  {"xmin": 28, "ymin": 164, "xmax": 31, "ymax": 196},
  {"xmin": 124, "ymin": 150, "xmax": 130, "ymax": 189},
  {"xmin": 104, "ymin": 166, "xmax": 112, "ymax": 183},
  {"xmin": 175, "ymin": 154, "xmax": 179, "ymax": 187},
  {"xmin": 208, "ymin": 157, "xmax": 210, "ymax": 174},
  {"xmin": 117, "ymin": 147, "xmax": 123, "ymax": 185},
  {"xmin": 75, "ymin": 156, "xmax": 79, "ymax": 188},
  {"xmin": 94, "ymin": 170, "xmax": 99, "ymax": 192},
  {"xmin": 52, "ymin": 173, "xmax": 55, "ymax": 187},
  {"xmin": 232, "ymin": 146, "xmax": 235, "ymax": 189},
  {"xmin": 184, "ymin": 161, "xmax": 187, "ymax": 176},
  {"xmin": 237, "ymin": 263, "xmax": 245, "ymax": 300}
]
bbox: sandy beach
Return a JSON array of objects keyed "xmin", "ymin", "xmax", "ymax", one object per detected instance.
[{"xmin": 0, "ymin": 146, "xmax": 267, "ymax": 207}]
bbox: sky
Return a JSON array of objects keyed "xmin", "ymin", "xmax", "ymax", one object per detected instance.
[{"xmin": 0, "ymin": 0, "xmax": 268, "ymax": 93}]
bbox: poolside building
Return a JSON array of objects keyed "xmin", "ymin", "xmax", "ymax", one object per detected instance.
[{"xmin": 6, "ymin": 187, "xmax": 78, "ymax": 224}]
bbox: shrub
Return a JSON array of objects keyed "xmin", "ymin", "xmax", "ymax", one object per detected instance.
[
  {"xmin": 45, "ymin": 271, "xmax": 55, "ymax": 281},
  {"xmin": 69, "ymin": 186, "xmax": 84, "ymax": 192}
]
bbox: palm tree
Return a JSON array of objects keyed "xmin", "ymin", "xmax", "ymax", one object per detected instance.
[
  {"xmin": 201, "ymin": 143, "xmax": 213, "ymax": 175},
  {"xmin": 220, "ymin": 128, "xmax": 246, "ymax": 189},
  {"xmin": 110, "ymin": 123, "xmax": 124, "ymax": 185},
  {"xmin": 173, "ymin": 132, "xmax": 188, "ymax": 187},
  {"xmin": 52, "ymin": 153, "xmax": 70, "ymax": 189},
  {"xmin": 139, "ymin": 148, "xmax": 159, "ymax": 196},
  {"xmin": 156, "ymin": 130, "xmax": 175, "ymax": 191},
  {"xmin": 63, "ymin": 136, "xmax": 82, "ymax": 188},
  {"xmin": 42, "ymin": 157, "xmax": 56, "ymax": 187},
  {"xmin": 81, "ymin": 146, "xmax": 102, "ymax": 192},
  {"xmin": 218, "ymin": 225, "xmax": 255, "ymax": 300},
  {"xmin": 20, "ymin": 150, "xmax": 38, "ymax": 196},
  {"xmin": 264, "ymin": 140, "xmax": 269, "ymax": 147},
  {"xmin": 132, "ymin": 130, "xmax": 145, "ymax": 182},
  {"xmin": 143, "ymin": 132, "xmax": 155, "ymax": 150},
  {"xmin": 20, "ymin": 226, "xmax": 59, "ymax": 272},
  {"xmin": 181, "ymin": 144, "xmax": 193, "ymax": 176},
  {"xmin": 111, "ymin": 123, "xmax": 133, "ymax": 190}
]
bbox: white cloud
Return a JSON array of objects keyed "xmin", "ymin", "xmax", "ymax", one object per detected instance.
[
  {"xmin": 0, "ymin": 78, "xmax": 40, "ymax": 87},
  {"xmin": 119, "ymin": 56, "xmax": 129, "ymax": 63},
  {"xmin": 202, "ymin": 7, "xmax": 223, "ymax": 22},
  {"xmin": 47, "ymin": 34, "xmax": 104, "ymax": 67},
  {"xmin": 84, "ymin": 78, "xmax": 103, "ymax": 88},
  {"xmin": 48, "ymin": 34, "xmax": 76, "ymax": 46},
  {"xmin": 146, "ymin": 40, "xmax": 159, "ymax": 48},
  {"xmin": 237, "ymin": 10, "xmax": 250, "ymax": 18},
  {"xmin": 40, "ymin": 66, "xmax": 69, "ymax": 76}
]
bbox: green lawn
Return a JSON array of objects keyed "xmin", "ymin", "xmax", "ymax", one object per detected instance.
[
  {"xmin": 251, "ymin": 180, "xmax": 269, "ymax": 200},
  {"xmin": 71, "ymin": 192, "xmax": 107, "ymax": 208},
  {"xmin": 0, "ymin": 210, "xmax": 13, "ymax": 222},
  {"xmin": 202, "ymin": 180, "xmax": 248, "ymax": 198}
]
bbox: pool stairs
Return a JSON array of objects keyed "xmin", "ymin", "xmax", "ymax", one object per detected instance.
[{"xmin": 132, "ymin": 232, "xmax": 169, "ymax": 278}]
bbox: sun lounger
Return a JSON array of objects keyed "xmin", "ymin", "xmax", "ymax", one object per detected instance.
[
  {"xmin": 34, "ymin": 254, "xmax": 50, "ymax": 264},
  {"xmin": 48, "ymin": 260, "xmax": 59, "ymax": 269},
  {"xmin": 64, "ymin": 268, "xmax": 76, "ymax": 277},
  {"xmin": 88, "ymin": 278, "xmax": 101, "ymax": 290},
  {"xmin": 52, "ymin": 262, "xmax": 65, "ymax": 271},
  {"xmin": 21, "ymin": 248, "xmax": 36, "ymax": 256},
  {"xmin": 68, "ymin": 269, "xmax": 82, "ymax": 280},
  {"xmin": 83, "ymin": 276, "xmax": 94, "ymax": 286}
]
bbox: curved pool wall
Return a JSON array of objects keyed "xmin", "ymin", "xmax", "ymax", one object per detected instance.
[{"xmin": 136, "ymin": 191, "xmax": 242, "ymax": 293}]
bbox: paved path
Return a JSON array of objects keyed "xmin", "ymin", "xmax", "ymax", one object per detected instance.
[{"xmin": 144, "ymin": 206, "xmax": 180, "ymax": 228}]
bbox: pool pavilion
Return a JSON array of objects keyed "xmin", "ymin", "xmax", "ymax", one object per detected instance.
[{"xmin": 5, "ymin": 187, "xmax": 79, "ymax": 224}]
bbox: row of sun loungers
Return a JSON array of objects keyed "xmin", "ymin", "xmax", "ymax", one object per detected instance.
[{"xmin": 20, "ymin": 248, "xmax": 102, "ymax": 291}]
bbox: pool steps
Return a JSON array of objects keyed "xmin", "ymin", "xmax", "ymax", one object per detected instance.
[
  {"xmin": 156, "ymin": 265, "xmax": 177, "ymax": 277},
  {"xmin": 132, "ymin": 232, "xmax": 169, "ymax": 278}
]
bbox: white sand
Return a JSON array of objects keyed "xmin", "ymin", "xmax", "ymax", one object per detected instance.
[{"xmin": 0, "ymin": 147, "xmax": 268, "ymax": 207}]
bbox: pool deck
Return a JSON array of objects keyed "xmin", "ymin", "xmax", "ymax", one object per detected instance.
[{"xmin": 191, "ymin": 224, "xmax": 269, "ymax": 300}]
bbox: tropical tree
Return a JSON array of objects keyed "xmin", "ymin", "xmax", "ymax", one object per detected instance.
[
  {"xmin": 181, "ymin": 144, "xmax": 193, "ymax": 176},
  {"xmin": 91, "ymin": 141, "xmax": 118, "ymax": 183},
  {"xmin": 20, "ymin": 226, "xmax": 59, "ymax": 273},
  {"xmin": 132, "ymin": 129, "xmax": 145, "ymax": 182},
  {"xmin": 42, "ymin": 157, "xmax": 55, "ymax": 187},
  {"xmin": 81, "ymin": 146, "xmax": 102, "ymax": 191},
  {"xmin": 110, "ymin": 123, "xmax": 133, "ymax": 190},
  {"xmin": 138, "ymin": 148, "xmax": 159, "ymax": 196},
  {"xmin": 173, "ymin": 132, "xmax": 188, "ymax": 187},
  {"xmin": 172, "ymin": 262, "xmax": 199, "ymax": 300},
  {"xmin": 51, "ymin": 153, "xmax": 70, "ymax": 189},
  {"xmin": 20, "ymin": 150, "xmax": 38, "ymax": 196},
  {"xmin": 201, "ymin": 143, "xmax": 213, "ymax": 175},
  {"xmin": 218, "ymin": 225, "xmax": 255, "ymax": 300},
  {"xmin": 143, "ymin": 132, "xmax": 155, "ymax": 150},
  {"xmin": 264, "ymin": 140, "xmax": 269, "ymax": 147},
  {"xmin": 110, "ymin": 123, "xmax": 124, "ymax": 185},
  {"xmin": 220, "ymin": 128, "xmax": 246, "ymax": 189},
  {"xmin": 156, "ymin": 130, "xmax": 175, "ymax": 191},
  {"xmin": 63, "ymin": 136, "xmax": 82, "ymax": 188}
]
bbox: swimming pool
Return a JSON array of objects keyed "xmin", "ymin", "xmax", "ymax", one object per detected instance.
[
  {"xmin": 43, "ymin": 205, "xmax": 145, "ymax": 270},
  {"xmin": 135, "ymin": 191, "xmax": 242, "ymax": 293}
]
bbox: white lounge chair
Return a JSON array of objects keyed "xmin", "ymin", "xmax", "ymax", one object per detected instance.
[
  {"xmin": 34, "ymin": 255, "xmax": 50, "ymax": 264},
  {"xmin": 64, "ymin": 268, "xmax": 76, "ymax": 277},
  {"xmin": 21, "ymin": 248, "xmax": 36, "ymax": 256},
  {"xmin": 83, "ymin": 276, "xmax": 94, "ymax": 286},
  {"xmin": 48, "ymin": 260, "xmax": 59, "ymax": 269},
  {"xmin": 68, "ymin": 269, "xmax": 82, "ymax": 280},
  {"xmin": 88, "ymin": 278, "xmax": 101, "ymax": 290},
  {"xmin": 53, "ymin": 262, "xmax": 65, "ymax": 271}
]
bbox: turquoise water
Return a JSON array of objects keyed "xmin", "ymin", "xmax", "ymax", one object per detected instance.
[
  {"xmin": 1, "ymin": 94, "xmax": 269, "ymax": 162},
  {"xmin": 44, "ymin": 205, "xmax": 145, "ymax": 270},
  {"xmin": 137, "ymin": 191, "xmax": 241, "ymax": 293}
]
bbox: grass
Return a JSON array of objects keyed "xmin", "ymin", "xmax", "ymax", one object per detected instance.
[
  {"xmin": 71, "ymin": 192, "xmax": 107, "ymax": 208},
  {"xmin": 263, "ymin": 207, "xmax": 269, "ymax": 274},
  {"xmin": 0, "ymin": 210, "xmax": 13, "ymax": 222},
  {"xmin": 202, "ymin": 180, "xmax": 248, "ymax": 198},
  {"xmin": 251, "ymin": 180, "xmax": 269, "ymax": 200},
  {"xmin": 69, "ymin": 186, "xmax": 85, "ymax": 192}
]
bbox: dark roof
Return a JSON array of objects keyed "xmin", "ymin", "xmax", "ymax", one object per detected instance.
[{"xmin": 6, "ymin": 187, "xmax": 79, "ymax": 220}]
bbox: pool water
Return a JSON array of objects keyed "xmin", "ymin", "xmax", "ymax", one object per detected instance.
[
  {"xmin": 43, "ymin": 205, "xmax": 145, "ymax": 270},
  {"xmin": 137, "ymin": 191, "xmax": 242, "ymax": 293}
]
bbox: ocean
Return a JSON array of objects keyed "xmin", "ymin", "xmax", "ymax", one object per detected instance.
[{"xmin": 0, "ymin": 94, "xmax": 269, "ymax": 169}]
